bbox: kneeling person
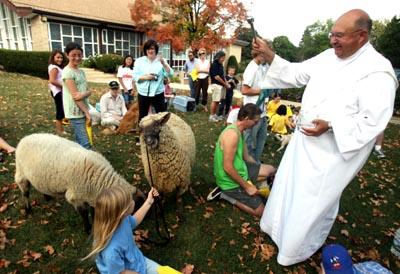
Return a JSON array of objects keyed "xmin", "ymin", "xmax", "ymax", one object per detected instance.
[
  {"xmin": 213, "ymin": 103, "xmax": 276, "ymax": 217},
  {"xmin": 100, "ymin": 81, "xmax": 127, "ymax": 130}
]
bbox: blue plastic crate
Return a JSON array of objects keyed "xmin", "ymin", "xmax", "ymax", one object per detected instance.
[{"xmin": 173, "ymin": 95, "xmax": 196, "ymax": 112}]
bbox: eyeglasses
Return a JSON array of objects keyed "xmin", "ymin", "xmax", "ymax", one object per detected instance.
[
  {"xmin": 199, "ymin": 52, "xmax": 205, "ymax": 55},
  {"xmin": 328, "ymin": 29, "xmax": 363, "ymax": 39}
]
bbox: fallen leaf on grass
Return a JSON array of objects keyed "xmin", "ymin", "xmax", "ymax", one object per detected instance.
[
  {"xmin": 237, "ymin": 254, "xmax": 244, "ymax": 265},
  {"xmin": 337, "ymin": 215, "xmax": 348, "ymax": 224},
  {"xmin": 260, "ymin": 244, "xmax": 275, "ymax": 261},
  {"xmin": 0, "ymin": 203, "xmax": 7, "ymax": 213},
  {"xmin": 203, "ymin": 207, "xmax": 214, "ymax": 219},
  {"xmin": 340, "ymin": 229, "xmax": 349, "ymax": 237},
  {"xmin": 44, "ymin": 245, "xmax": 55, "ymax": 255},
  {"xmin": 0, "ymin": 258, "xmax": 11, "ymax": 268}
]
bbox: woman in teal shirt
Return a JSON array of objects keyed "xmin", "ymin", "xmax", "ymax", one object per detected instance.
[{"xmin": 133, "ymin": 39, "xmax": 174, "ymax": 121}]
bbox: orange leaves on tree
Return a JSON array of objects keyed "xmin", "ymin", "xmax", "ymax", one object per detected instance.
[{"xmin": 129, "ymin": 0, "xmax": 247, "ymax": 52}]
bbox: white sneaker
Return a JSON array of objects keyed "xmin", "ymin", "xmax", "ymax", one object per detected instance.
[
  {"xmin": 374, "ymin": 149, "xmax": 385, "ymax": 159},
  {"xmin": 209, "ymin": 115, "xmax": 218, "ymax": 122},
  {"xmin": 216, "ymin": 115, "xmax": 225, "ymax": 121},
  {"xmin": 207, "ymin": 187, "xmax": 221, "ymax": 201}
]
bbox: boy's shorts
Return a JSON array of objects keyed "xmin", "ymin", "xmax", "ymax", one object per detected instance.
[
  {"xmin": 221, "ymin": 187, "xmax": 264, "ymax": 209},
  {"xmin": 211, "ymin": 84, "xmax": 225, "ymax": 101}
]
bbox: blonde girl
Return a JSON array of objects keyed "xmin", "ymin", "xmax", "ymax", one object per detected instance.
[{"xmin": 84, "ymin": 186, "xmax": 193, "ymax": 274}]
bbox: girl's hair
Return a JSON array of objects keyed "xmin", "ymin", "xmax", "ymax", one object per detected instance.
[
  {"xmin": 122, "ymin": 55, "xmax": 134, "ymax": 69},
  {"xmin": 276, "ymin": 104, "xmax": 287, "ymax": 116},
  {"xmin": 48, "ymin": 49, "xmax": 65, "ymax": 68},
  {"xmin": 64, "ymin": 42, "xmax": 83, "ymax": 55},
  {"xmin": 143, "ymin": 39, "xmax": 159, "ymax": 55},
  {"xmin": 83, "ymin": 186, "xmax": 134, "ymax": 260}
]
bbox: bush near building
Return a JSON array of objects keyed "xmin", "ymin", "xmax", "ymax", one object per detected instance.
[
  {"xmin": 82, "ymin": 54, "xmax": 123, "ymax": 73},
  {"xmin": 0, "ymin": 49, "xmax": 50, "ymax": 79}
]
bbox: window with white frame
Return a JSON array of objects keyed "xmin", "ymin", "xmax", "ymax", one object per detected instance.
[
  {"xmin": 48, "ymin": 22, "xmax": 99, "ymax": 58},
  {"xmin": 172, "ymin": 51, "xmax": 187, "ymax": 71},
  {"xmin": 0, "ymin": 3, "xmax": 32, "ymax": 50},
  {"xmin": 101, "ymin": 29, "xmax": 141, "ymax": 59}
]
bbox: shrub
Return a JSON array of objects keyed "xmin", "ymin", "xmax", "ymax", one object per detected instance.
[
  {"xmin": 0, "ymin": 49, "xmax": 50, "ymax": 78},
  {"xmin": 226, "ymin": 55, "xmax": 239, "ymax": 73},
  {"xmin": 82, "ymin": 55, "xmax": 97, "ymax": 68},
  {"xmin": 94, "ymin": 54, "xmax": 123, "ymax": 73},
  {"xmin": 280, "ymin": 87, "xmax": 304, "ymax": 103},
  {"xmin": 170, "ymin": 75, "xmax": 181, "ymax": 83},
  {"xmin": 237, "ymin": 61, "xmax": 247, "ymax": 74}
]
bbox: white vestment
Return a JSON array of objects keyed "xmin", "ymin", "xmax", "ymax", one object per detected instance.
[{"xmin": 259, "ymin": 42, "xmax": 398, "ymax": 266}]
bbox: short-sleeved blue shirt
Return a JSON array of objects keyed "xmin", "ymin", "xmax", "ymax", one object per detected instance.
[{"xmin": 96, "ymin": 215, "xmax": 146, "ymax": 274}]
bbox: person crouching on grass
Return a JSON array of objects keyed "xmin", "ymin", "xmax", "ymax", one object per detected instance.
[
  {"xmin": 83, "ymin": 186, "xmax": 194, "ymax": 274},
  {"xmin": 99, "ymin": 81, "xmax": 127, "ymax": 131},
  {"xmin": 211, "ymin": 103, "xmax": 276, "ymax": 217}
]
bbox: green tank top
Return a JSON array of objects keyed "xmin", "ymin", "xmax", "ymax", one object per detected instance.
[{"xmin": 213, "ymin": 125, "xmax": 249, "ymax": 190}]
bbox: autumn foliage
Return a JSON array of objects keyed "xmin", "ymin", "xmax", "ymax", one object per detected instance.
[{"xmin": 129, "ymin": 0, "xmax": 247, "ymax": 52}]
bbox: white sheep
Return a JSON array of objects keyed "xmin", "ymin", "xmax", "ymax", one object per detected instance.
[
  {"xmin": 15, "ymin": 133, "xmax": 143, "ymax": 233},
  {"xmin": 139, "ymin": 112, "xmax": 195, "ymax": 197}
]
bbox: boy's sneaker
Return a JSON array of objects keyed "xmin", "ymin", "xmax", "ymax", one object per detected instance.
[
  {"xmin": 216, "ymin": 115, "xmax": 225, "ymax": 121},
  {"xmin": 373, "ymin": 149, "xmax": 386, "ymax": 159},
  {"xmin": 209, "ymin": 115, "xmax": 219, "ymax": 122},
  {"xmin": 207, "ymin": 187, "xmax": 221, "ymax": 201}
]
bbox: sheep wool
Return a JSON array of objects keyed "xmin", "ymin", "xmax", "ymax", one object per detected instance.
[
  {"xmin": 139, "ymin": 112, "xmax": 195, "ymax": 195},
  {"xmin": 15, "ymin": 133, "xmax": 139, "ymax": 209}
]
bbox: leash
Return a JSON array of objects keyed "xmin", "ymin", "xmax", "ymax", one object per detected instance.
[{"xmin": 142, "ymin": 140, "xmax": 171, "ymax": 246}]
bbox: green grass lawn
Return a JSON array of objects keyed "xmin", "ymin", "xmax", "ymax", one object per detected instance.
[{"xmin": 0, "ymin": 71, "xmax": 399, "ymax": 273}]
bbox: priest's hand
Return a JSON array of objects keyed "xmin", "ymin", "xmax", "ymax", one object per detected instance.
[
  {"xmin": 301, "ymin": 119, "xmax": 330, "ymax": 136},
  {"xmin": 252, "ymin": 37, "xmax": 275, "ymax": 65}
]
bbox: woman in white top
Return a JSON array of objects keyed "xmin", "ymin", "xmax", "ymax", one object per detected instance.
[
  {"xmin": 117, "ymin": 55, "xmax": 136, "ymax": 107},
  {"xmin": 194, "ymin": 48, "xmax": 210, "ymax": 111},
  {"xmin": 48, "ymin": 49, "xmax": 66, "ymax": 135}
]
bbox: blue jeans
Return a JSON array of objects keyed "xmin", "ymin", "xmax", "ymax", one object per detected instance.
[
  {"xmin": 70, "ymin": 117, "xmax": 91, "ymax": 149},
  {"xmin": 122, "ymin": 89, "xmax": 134, "ymax": 104},
  {"xmin": 243, "ymin": 116, "xmax": 267, "ymax": 163},
  {"xmin": 188, "ymin": 75, "xmax": 196, "ymax": 99}
]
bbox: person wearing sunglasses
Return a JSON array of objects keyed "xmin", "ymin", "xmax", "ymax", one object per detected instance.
[
  {"xmin": 194, "ymin": 48, "xmax": 210, "ymax": 111},
  {"xmin": 253, "ymin": 9, "xmax": 397, "ymax": 266}
]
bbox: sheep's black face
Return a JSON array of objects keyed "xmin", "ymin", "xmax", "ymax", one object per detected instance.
[
  {"xmin": 139, "ymin": 112, "xmax": 171, "ymax": 150},
  {"xmin": 142, "ymin": 123, "xmax": 161, "ymax": 149}
]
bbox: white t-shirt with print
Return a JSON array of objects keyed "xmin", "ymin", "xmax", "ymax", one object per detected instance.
[
  {"xmin": 117, "ymin": 66, "xmax": 134, "ymax": 90},
  {"xmin": 242, "ymin": 60, "xmax": 269, "ymax": 117}
]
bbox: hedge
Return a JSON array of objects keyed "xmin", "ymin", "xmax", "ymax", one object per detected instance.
[
  {"xmin": 0, "ymin": 49, "xmax": 51, "ymax": 79},
  {"xmin": 82, "ymin": 54, "xmax": 123, "ymax": 73}
]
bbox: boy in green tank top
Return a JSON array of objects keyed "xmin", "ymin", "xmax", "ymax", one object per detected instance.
[{"xmin": 213, "ymin": 103, "xmax": 276, "ymax": 217}]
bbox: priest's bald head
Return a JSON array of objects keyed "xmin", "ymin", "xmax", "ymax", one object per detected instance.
[{"xmin": 330, "ymin": 9, "xmax": 371, "ymax": 59}]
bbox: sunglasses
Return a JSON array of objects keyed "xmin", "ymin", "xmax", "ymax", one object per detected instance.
[{"xmin": 199, "ymin": 52, "xmax": 205, "ymax": 55}]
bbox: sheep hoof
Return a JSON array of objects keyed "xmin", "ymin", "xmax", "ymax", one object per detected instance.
[{"xmin": 43, "ymin": 194, "xmax": 52, "ymax": 201}]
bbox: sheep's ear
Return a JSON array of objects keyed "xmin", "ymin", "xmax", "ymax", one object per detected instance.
[{"xmin": 158, "ymin": 112, "xmax": 171, "ymax": 125}]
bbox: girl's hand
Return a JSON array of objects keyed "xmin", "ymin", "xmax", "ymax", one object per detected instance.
[{"xmin": 146, "ymin": 187, "xmax": 159, "ymax": 205}]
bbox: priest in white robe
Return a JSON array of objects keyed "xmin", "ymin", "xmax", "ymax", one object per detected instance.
[{"xmin": 254, "ymin": 9, "xmax": 398, "ymax": 266}]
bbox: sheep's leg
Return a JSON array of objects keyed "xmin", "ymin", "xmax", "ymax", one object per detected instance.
[
  {"xmin": 16, "ymin": 177, "xmax": 31, "ymax": 213},
  {"xmin": 43, "ymin": 194, "xmax": 52, "ymax": 201},
  {"xmin": 65, "ymin": 189, "xmax": 91, "ymax": 234},
  {"xmin": 77, "ymin": 204, "xmax": 91, "ymax": 234}
]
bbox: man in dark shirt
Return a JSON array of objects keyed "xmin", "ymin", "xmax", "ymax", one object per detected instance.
[{"xmin": 209, "ymin": 51, "xmax": 230, "ymax": 122}]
